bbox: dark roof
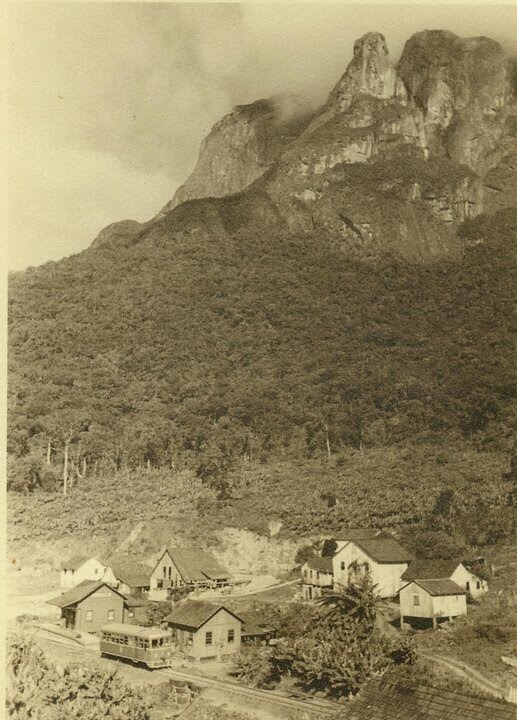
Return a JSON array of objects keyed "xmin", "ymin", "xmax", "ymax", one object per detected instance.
[
  {"xmin": 401, "ymin": 558, "xmax": 463, "ymax": 581},
  {"xmin": 306, "ymin": 556, "xmax": 333, "ymax": 573},
  {"xmin": 161, "ymin": 548, "xmax": 230, "ymax": 583},
  {"xmin": 338, "ymin": 678, "xmax": 516, "ymax": 719},
  {"xmin": 164, "ymin": 600, "xmax": 243, "ymax": 630},
  {"xmin": 111, "ymin": 561, "xmax": 151, "ymax": 588},
  {"xmin": 354, "ymin": 537, "xmax": 413, "ymax": 564},
  {"xmin": 47, "ymin": 581, "xmax": 125, "ymax": 608},
  {"xmin": 60, "ymin": 555, "xmax": 90, "ymax": 571},
  {"xmin": 241, "ymin": 622, "xmax": 275, "ymax": 638},
  {"xmin": 403, "ymin": 578, "xmax": 467, "ymax": 596}
]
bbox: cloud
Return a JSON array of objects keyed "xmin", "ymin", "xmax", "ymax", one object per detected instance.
[{"xmin": 8, "ymin": 3, "xmax": 517, "ymax": 270}]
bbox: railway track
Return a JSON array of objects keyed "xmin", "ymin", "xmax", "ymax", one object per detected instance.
[
  {"xmin": 34, "ymin": 626, "xmax": 339, "ymax": 717},
  {"xmin": 159, "ymin": 665, "xmax": 339, "ymax": 716}
]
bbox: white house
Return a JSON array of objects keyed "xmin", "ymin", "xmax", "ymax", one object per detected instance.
[
  {"xmin": 332, "ymin": 536, "xmax": 413, "ymax": 598},
  {"xmin": 60, "ymin": 556, "xmax": 116, "ymax": 590},
  {"xmin": 149, "ymin": 548, "xmax": 231, "ymax": 601},
  {"xmin": 399, "ymin": 578, "xmax": 467, "ymax": 628},
  {"xmin": 301, "ymin": 556, "xmax": 333, "ymax": 600},
  {"xmin": 401, "ymin": 559, "xmax": 488, "ymax": 600}
]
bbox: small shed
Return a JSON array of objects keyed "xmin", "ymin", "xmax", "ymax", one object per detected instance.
[
  {"xmin": 47, "ymin": 580, "xmax": 127, "ymax": 634},
  {"xmin": 399, "ymin": 578, "xmax": 467, "ymax": 629},
  {"xmin": 164, "ymin": 600, "xmax": 243, "ymax": 662},
  {"xmin": 111, "ymin": 561, "xmax": 152, "ymax": 596},
  {"xmin": 301, "ymin": 556, "xmax": 333, "ymax": 600}
]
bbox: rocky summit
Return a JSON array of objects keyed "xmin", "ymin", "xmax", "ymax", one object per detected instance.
[{"xmin": 90, "ymin": 30, "xmax": 515, "ymax": 261}]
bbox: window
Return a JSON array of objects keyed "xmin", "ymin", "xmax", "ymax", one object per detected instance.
[
  {"xmin": 413, "ymin": 595, "xmax": 420, "ymax": 607},
  {"xmin": 466, "ymin": 581, "xmax": 470, "ymax": 590},
  {"xmin": 94, "ymin": 568, "xmax": 98, "ymax": 574},
  {"xmin": 86, "ymin": 610, "xmax": 93, "ymax": 622},
  {"xmin": 228, "ymin": 629, "xmax": 235, "ymax": 643},
  {"xmin": 316, "ymin": 572, "xmax": 320, "ymax": 581},
  {"xmin": 205, "ymin": 631, "xmax": 213, "ymax": 645},
  {"xmin": 168, "ymin": 566, "xmax": 172, "ymax": 578},
  {"xmin": 340, "ymin": 562, "xmax": 345, "ymax": 571},
  {"xmin": 163, "ymin": 566, "xmax": 167, "ymax": 577},
  {"xmin": 310, "ymin": 570, "xmax": 313, "ymax": 580},
  {"xmin": 157, "ymin": 579, "xmax": 163, "ymax": 589},
  {"xmin": 107, "ymin": 609, "xmax": 115, "ymax": 621},
  {"xmin": 476, "ymin": 581, "xmax": 481, "ymax": 590}
]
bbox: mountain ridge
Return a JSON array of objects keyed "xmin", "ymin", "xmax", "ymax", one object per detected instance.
[{"xmin": 92, "ymin": 29, "xmax": 516, "ymax": 261}]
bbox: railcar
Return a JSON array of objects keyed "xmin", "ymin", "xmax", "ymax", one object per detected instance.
[{"xmin": 100, "ymin": 623, "xmax": 175, "ymax": 668}]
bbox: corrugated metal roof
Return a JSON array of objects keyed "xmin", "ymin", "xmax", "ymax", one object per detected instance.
[
  {"xmin": 164, "ymin": 548, "xmax": 230, "ymax": 584},
  {"xmin": 111, "ymin": 562, "xmax": 151, "ymax": 588},
  {"xmin": 306, "ymin": 556, "xmax": 334, "ymax": 573},
  {"xmin": 354, "ymin": 538, "xmax": 413, "ymax": 564},
  {"xmin": 401, "ymin": 558, "xmax": 463, "ymax": 581},
  {"xmin": 164, "ymin": 600, "xmax": 243, "ymax": 630},
  {"xmin": 47, "ymin": 581, "xmax": 125, "ymax": 608},
  {"xmin": 403, "ymin": 578, "xmax": 467, "ymax": 596},
  {"xmin": 338, "ymin": 679, "xmax": 516, "ymax": 719}
]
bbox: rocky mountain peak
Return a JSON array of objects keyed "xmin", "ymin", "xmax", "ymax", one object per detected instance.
[{"xmin": 304, "ymin": 32, "xmax": 407, "ymax": 136}]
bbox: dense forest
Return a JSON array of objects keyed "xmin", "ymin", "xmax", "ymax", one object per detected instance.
[{"xmin": 7, "ymin": 207, "xmax": 516, "ymax": 496}]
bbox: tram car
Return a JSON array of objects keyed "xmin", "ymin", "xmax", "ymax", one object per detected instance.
[{"xmin": 100, "ymin": 623, "xmax": 175, "ymax": 668}]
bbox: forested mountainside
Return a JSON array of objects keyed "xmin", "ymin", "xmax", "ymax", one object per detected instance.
[{"xmin": 7, "ymin": 30, "xmax": 517, "ymax": 549}]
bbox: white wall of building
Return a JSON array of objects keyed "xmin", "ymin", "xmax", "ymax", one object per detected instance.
[
  {"xmin": 332, "ymin": 542, "xmax": 408, "ymax": 598},
  {"xmin": 60, "ymin": 559, "xmax": 116, "ymax": 590}
]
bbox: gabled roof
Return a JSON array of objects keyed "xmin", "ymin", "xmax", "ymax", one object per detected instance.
[
  {"xmin": 339, "ymin": 678, "xmax": 515, "ymax": 719},
  {"xmin": 401, "ymin": 558, "xmax": 463, "ymax": 581},
  {"xmin": 111, "ymin": 561, "xmax": 151, "ymax": 588},
  {"xmin": 60, "ymin": 555, "xmax": 90, "ymax": 571},
  {"xmin": 306, "ymin": 556, "xmax": 334, "ymax": 573},
  {"xmin": 322, "ymin": 531, "xmax": 379, "ymax": 557},
  {"xmin": 402, "ymin": 578, "xmax": 467, "ymax": 596},
  {"xmin": 164, "ymin": 600, "xmax": 243, "ymax": 630},
  {"xmin": 353, "ymin": 537, "xmax": 413, "ymax": 564},
  {"xmin": 159, "ymin": 548, "xmax": 230, "ymax": 584},
  {"xmin": 47, "ymin": 580, "xmax": 126, "ymax": 608}
]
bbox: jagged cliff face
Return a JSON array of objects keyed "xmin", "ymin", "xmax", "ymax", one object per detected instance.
[
  {"xmin": 159, "ymin": 96, "xmax": 314, "ymax": 215},
  {"xmin": 93, "ymin": 29, "xmax": 516, "ymax": 261},
  {"xmin": 397, "ymin": 30, "xmax": 515, "ymax": 174}
]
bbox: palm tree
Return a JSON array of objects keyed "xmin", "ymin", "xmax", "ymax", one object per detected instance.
[{"xmin": 316, "ymin": 574, "xmax": 380, "ymax": 626}]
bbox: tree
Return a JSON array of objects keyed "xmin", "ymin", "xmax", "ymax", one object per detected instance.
[
  {"xmin": 316, "ymin": 575, "xmax": 380, "ymax": 629},
  {"xmin": 7, "ymin": 634, "xmax": 151, "ymax": 719}
]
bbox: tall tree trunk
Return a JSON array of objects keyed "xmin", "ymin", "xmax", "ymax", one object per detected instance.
[
  {"xmin": 46, "ymin": 441, "xmax": 52, "ymax": 465},
  {"xmin": 147, "ymin": 459, "xmax": 151, "ymax": 471},
  {"xmin": 63, "ymin": 441, "xmax": 69, "ymax": 496},
  {"xmin": 325, "ymin": 423, "xmax": 331, "ymax": 460}
]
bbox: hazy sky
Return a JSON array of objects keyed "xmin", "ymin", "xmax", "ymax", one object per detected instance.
[{"xmin": 8, "ymin": 2, "xmax": 517, "ymax": 270}]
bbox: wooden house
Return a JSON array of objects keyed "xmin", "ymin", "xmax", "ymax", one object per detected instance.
[
  {"xmin": 111, "ymin": 561, "xmax": 152, "ymax": 596},
  {"xmin": 164, "ymin": 600, "xmax": 243, "ymax": 662},
  {"xmin": 401, "ymin": 558, "xmax": 488, "ymax": 600},
  {"xmin": 47, "ymin": 580, "xmax": 131, "ymax": 634},
  {"xmin": 332, "ymin": 536, "xmax": 413, "ymax": 598},
  {"xmin": 301, "ymin": 556, "xmax": 333, "ymax": 600},
  {"xmin": 59, "ymin": 555, "xmax": 116, "ymax": 590},
  {"xmin": 149, "ymin": 548, "xmax": 231, "ymax": 601},
  {"xmin": 399, "ymin": 578, "xmax": 467, "ymax": 628}
]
